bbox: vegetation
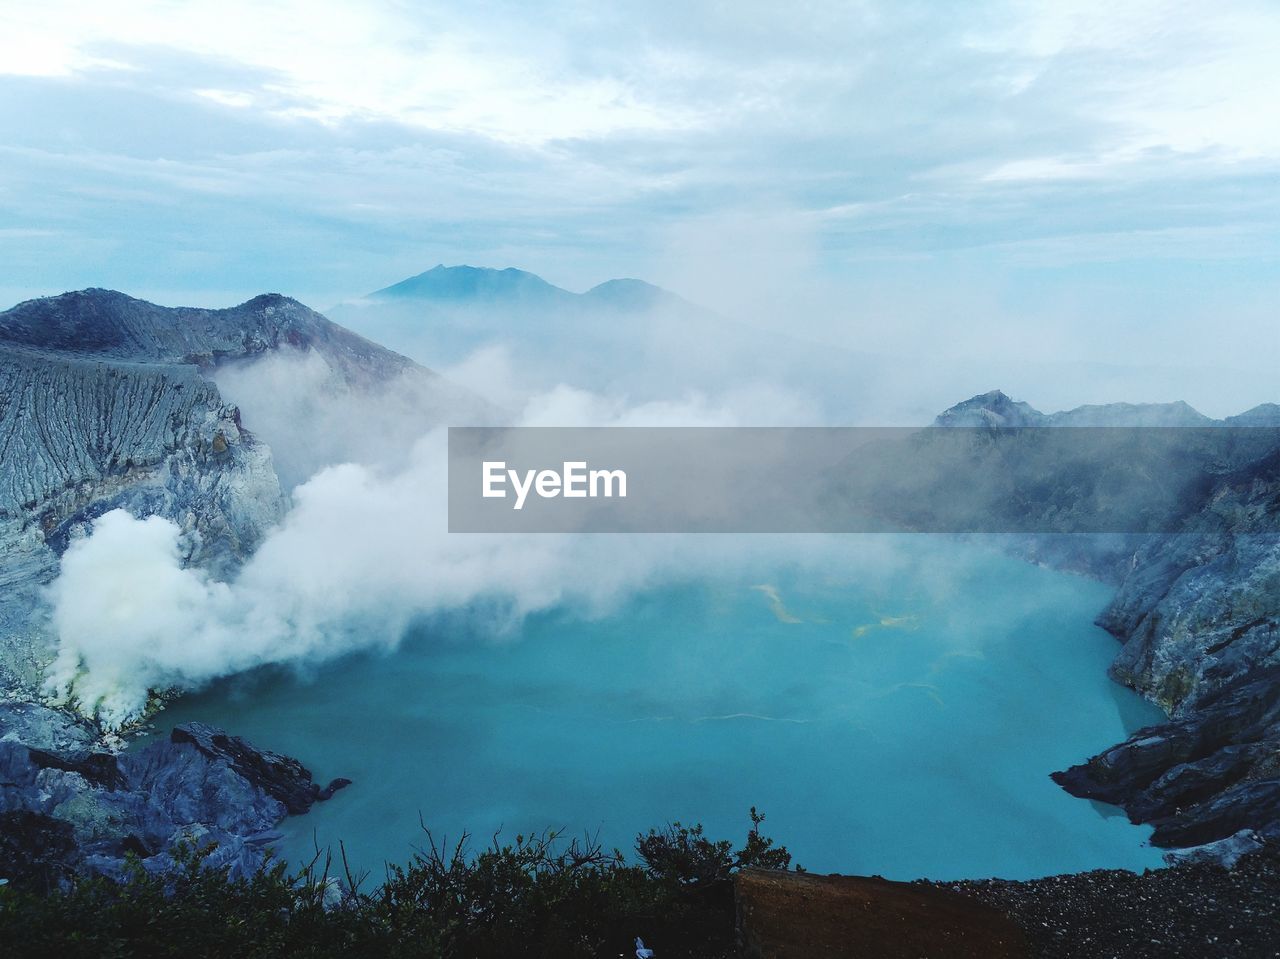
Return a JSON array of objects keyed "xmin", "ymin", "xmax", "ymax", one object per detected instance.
[{"xmin": 0, "ymin": 809, "xmax": 795, "ymax": 958}]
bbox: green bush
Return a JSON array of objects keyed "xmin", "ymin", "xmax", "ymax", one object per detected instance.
[
  {"xmin": 0, "ymin": 810, "xmax": 796, "ymax": 959},
  {"xmin": 636, "ymin": 807, "xmax": 797, "ymax": 887}
]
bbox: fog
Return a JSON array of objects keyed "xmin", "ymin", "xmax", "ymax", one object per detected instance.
[
  {"xmin": 44, "ymin": 339, "xmax": 897, "ymax": 726},
  {"xmin": 43, "ymin": 283, "xmax": 1276, "ymax": 726}
]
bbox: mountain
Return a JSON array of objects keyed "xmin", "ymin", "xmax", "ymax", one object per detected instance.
[
  {"xmin": 1050, "ymin": 400, "xmax": 1215, "ymax": 427},
  {"xmin": 933, "ymin": 390, "xmax": 1048, "ymax": 427},
  {"xmin": 1226, "ymin": 403, "xmax": 1280, "ymax": 426},
  {"xmin": 369, "ymin": 265, "xmax": 578, "ymax": 307},
  {"xmin": 329, "ymin": 265, "xmax": 909, "ymax": 421},
  {"xmin": 0, "ymin": 288, "xmax": 464, "ymax": 698},
  {"xmin": 0, "ymin": 288, "xmax": 418, "ymax": 384},
  {"xmin": 580, "ymin": 278, "xmax": 684, "ymax": 311},
  {"xmin": 933, "ymin": 390, "xmax": 1217, "ymax": 428},
  {"xmin": 364, "ymin": 265, "xmax": 683, "ymax": 313},
  {"xmin": 0, "ymin": 287, "xmax": 479, "ymax": 885}
]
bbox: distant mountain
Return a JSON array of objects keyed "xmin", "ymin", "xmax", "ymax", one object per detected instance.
[
  {"xmin": 581, "ymin": 277, "xmax": 683, "ymax": 311},
  {"xmin": 370, "ymin": 265, "xmax": 577, "ymax": 307},
  {"xmin": 933, "ymin": 389, "xmax": 1047, "ymax": 427},
  {"xmin": 330, "ymin": 265, "xmax": 908, "ymax": 418},
  {"xmin": 338, "ymin": 269, "xmax": 1277, "ymax": 429},
  {"xmin": 361, "ymin": 265, "xmax": 688, "ymax": 314},
  {"xmin": 1050, "ymin": 400, "xmax": 1215, "ymax": 427},
  {"xmin": 1226, "ymin": 403, "xmax": 1280, "ymax": 426},
  {"xmin": 935, "ymin": 390, "xmax": 1225, "ymax": 427}
]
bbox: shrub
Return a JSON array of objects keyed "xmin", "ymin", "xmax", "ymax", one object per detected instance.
[
  {"xmin": 636, "ymin": 807, "xmax": 797, "ymax": 887},
  {"xmin": 0, "ymin": 810, "xmax": 796, "ymax": 959}
]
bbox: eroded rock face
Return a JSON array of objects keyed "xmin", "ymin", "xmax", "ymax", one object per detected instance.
[
  {"xmin": 0, "ymin": 704, "xmax": 348, "ymax": 886},
  {"xmin": 1100, "ymin": 455, "xmax": 1280, "ymax": 715},
  {"xmin": 0, "ymin": 346, "xmax": 284, "ymax": 697},
  {"xmin": 0, "ymin": 288, "xmax": 428, "ymax": 883},
  {"xmin": 1052, "ymin": 667, "xmax": 1280, "ymax": 848},
  {"xmin": 931, "ymin": 391, "xmax": 1280, "ymax": 854},
  {"xmin": 0, "ymin": 288, "xmax": 445, "ymax": 700},
  {"xmin": 1058, "ymin": 459, "xmax": 1280, "ymax": 852}
]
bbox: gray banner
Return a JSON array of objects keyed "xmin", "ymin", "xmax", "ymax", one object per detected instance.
[{"xmin": 448, "ymin": 426, "xmax": 1280, "ymax": 534}]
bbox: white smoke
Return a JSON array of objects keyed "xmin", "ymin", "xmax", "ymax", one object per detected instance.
[{"xmin": 43, "ymin": 359, "xmax": 829, "ymax": 728}]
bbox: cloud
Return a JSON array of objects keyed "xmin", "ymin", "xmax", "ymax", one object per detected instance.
[
  {"xmin": 1, "ymin": 1, "xmax": 1278, "ymax": 409},
  {"xmin": 0, "ymin": 1, "xmax": 702, "ymax": 144}
]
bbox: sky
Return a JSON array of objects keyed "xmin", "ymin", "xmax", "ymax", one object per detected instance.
[{"xmin": 1, "ymin": 0, "xmax": 1278, "ymax": 403}]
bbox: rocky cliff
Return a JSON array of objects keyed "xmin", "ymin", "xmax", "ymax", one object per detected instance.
[
  {"xmin": 931, "ymin": 391, "xmax": 1280, "ymax": 857},
  {"xmin": 0, "ymin": 288, "xmax": 445, "ymax": 885},
  {"xmin": 0, "ymin": 288, "xmax": 452, "ymax": 700},
  {"xmin": 1055, "ymin": 466, "xmax": 1280, "ymax": 854},
  {"xmin": 0, "ymin": 702, "xmax": 348, "ymax": 887}
]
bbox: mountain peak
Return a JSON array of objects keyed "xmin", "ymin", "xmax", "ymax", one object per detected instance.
[
  {"xmin": 1050, "ymin": 400, "xmax": 1213, "ymax": 427},
  {"xmin": 369, "ymin": 265, "xmax": 570, "ymax": 303},
  {"xmin": 239, "ymin": 292, "xmax": 305, "ymax": 311},
  {"xmin": 358, "ymin": 266, "xmax": 693, "ymax": 317},
  {"xmin": 0, "ymin": 288, "xmax": 415, "ymax": 382},
  {"xmin": 934, "ymin": 390, "xmax": 1047, "ymax": 427},
  {"xmin": 582, "ymin": 278, "xmax": 673, "ymax": 310},
  {"xmin": 1226, "ymin": 403, "xmax": 1280, "ymax": 426}
]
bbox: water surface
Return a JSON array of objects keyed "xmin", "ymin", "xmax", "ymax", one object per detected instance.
[{"xmin": 142, "ymin": 539, "xmax": 1164, "ymax": 881}]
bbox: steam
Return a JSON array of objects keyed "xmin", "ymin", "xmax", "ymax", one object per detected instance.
[
  {"xmin": 44, "ymin": 352, "xmax": 831, "ymax": 727},
  {"xmin": 47, "ymin": 272, "xmax": 1226, "ymax": 727}
]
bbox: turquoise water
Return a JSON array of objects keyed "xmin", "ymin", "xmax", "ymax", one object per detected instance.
[{"xmin": 140, "ymin": 540, "xmax": 1165, "ymax": 881}]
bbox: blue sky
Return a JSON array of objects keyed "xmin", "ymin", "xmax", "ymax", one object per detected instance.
[{"xmin": 1, "ymin": 0, "xmax": 1277, "ymax": 397}]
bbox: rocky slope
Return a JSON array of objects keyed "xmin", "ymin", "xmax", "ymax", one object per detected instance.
[
  {"xmin": 936, "ymin": 845, "xmax": 1280, "ymax": 959},
  {"xmin": 1058, "ymin": 446, "xmax": 1280, "ymax": 856},
  {"xmin": 931, "ymin": 391, "xmax": 1280, "ymax": 857},
  {"xmin": 0, "ymin": 289, "xmax": 459, "ymax": 698},
  {"xmin": 0, "ymin": 288, "xmax": 451, "ymax": 886},
  {"xmin": 736, "ymin": 854, "xmax": 1280, "ymax": 959},
  {"xmin": 0, "ymin": 702, "xmax": 348, "ymax": 887}
]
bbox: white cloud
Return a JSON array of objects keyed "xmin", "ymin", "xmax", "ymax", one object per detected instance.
[
  {"xmin": 0, "ymin": 0, "xmax": 703, "ymax": 145},
  {"xmin": 974, "ymin": 0, "xmax": 1280, "ymax": 173},
  {"xmin": 2, "ymin": 0, "xmax": 1279, "ymax": 375}
]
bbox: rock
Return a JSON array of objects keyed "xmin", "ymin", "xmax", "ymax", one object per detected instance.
[
  {"xmin": 1163, "ymin": 829, "xmax": 1266, "ymax": 868},
  {"xmin": 0, "ymin": 704, "xmax": 349, "ymax": 887},
  {"xmin": 1052, "ymin": 666, "xmax": 1280, "ymax": 846},
  {"xmin": 938, "ymin": 845, "xmax": 1280, "ymax": 959},
  {"xmin": 928, "ymin": 392, "xmax": 1280, "ymax": 850},
  {"xmin": 169, "ymin": 722, "xmax": 346, "ymax": 815}
]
